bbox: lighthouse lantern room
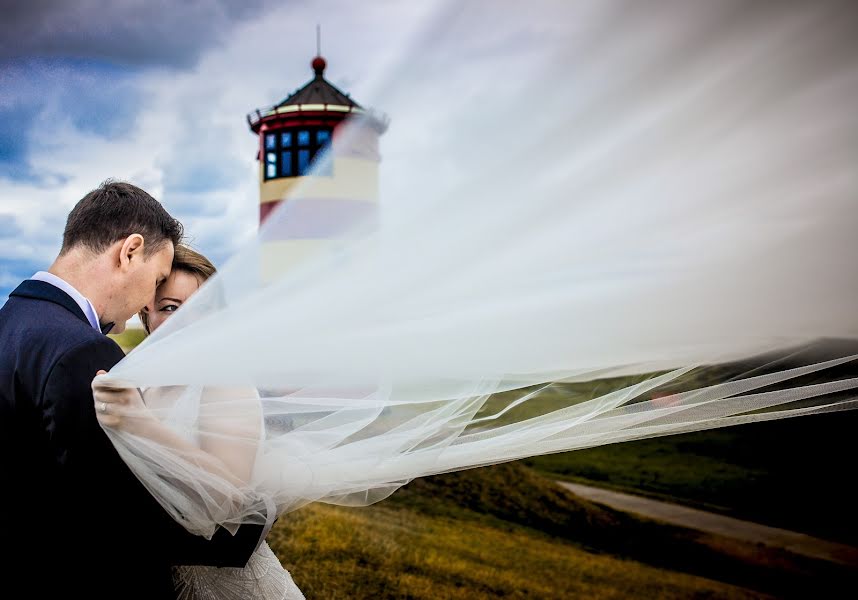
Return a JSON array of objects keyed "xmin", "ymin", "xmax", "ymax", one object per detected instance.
[{"xmin": 247, "ymin": 55, "xmax": 389, "ymax": 225}]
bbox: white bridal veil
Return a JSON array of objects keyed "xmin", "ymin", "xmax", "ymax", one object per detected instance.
[{"xmin": 99, "ymin": 0, "xmax": 858, "ymax": 538}]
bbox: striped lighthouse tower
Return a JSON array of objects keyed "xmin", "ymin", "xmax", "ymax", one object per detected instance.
[{"xmin": 247, "ymin": 54, "xmax": 388, "ymax": 277}]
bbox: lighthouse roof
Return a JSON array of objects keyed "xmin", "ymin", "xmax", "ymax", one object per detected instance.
[
  {"xmin": 247, "ymin": 55, "xmax": 388, "ymax": 135},
  {"xmin": 276, "ymin": 56, "xmax": 361, "ymax": 109}
]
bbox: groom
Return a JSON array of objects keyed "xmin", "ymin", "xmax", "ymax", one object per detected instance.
[{"xmin": 0, "ymin": 181, "xmax": 263, "ymax": 598}]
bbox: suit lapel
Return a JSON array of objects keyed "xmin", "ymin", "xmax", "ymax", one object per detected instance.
[{"xmin": 9, "ymin": 279, "xmax": 92, "ymax": 328}]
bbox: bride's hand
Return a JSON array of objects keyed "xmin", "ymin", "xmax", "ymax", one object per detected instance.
[{"xmin": 92, "ymin": 370, "xmax": 157, "ymax": 433}]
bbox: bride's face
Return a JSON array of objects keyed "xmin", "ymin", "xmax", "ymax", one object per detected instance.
[{"xmin": 141, "ymin": 270, "xmax": 201, "ymax": 333}]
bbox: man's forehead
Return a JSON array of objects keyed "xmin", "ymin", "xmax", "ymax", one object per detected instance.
[
  {"xmin": 157, "ymin": 243, "xmax": 175, "ymax": 264},
  {"xmin": 156, "ymin": 244, "xmax": 174, "ymax": 278}
]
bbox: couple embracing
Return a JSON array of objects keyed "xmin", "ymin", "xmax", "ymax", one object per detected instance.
[{"xmin": 0, "ymin": 181, "xmax": 303, "ymax": 599}]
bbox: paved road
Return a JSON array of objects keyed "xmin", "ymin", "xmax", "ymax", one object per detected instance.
[{"xmin": 557, "ymin": 481, "xmax": 858, "ymax": 568}]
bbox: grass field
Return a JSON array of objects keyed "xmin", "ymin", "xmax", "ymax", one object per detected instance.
[
  {"xmin": 270, "ymin": 504, "xmax": 758, "ymax": 600},
  {"xmin": 108, "ymin": 327, "xmax": 146, "ymax": 352},
  {"xmin": 268, "ymin": 463, "xmax": 854, "ymax": 599},
  {"xmin": 264, "ymin": 340, "xmax": 858, "ymax": 597},
  {"xmin": 522, "ymin": 410, "xmax": 858, "ymax": 546},
  {"xmin": 470, "ymin": 339, "xmax": 858, "ymax": 544}
]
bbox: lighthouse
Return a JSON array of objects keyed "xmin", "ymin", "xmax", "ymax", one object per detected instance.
[{"xmin": 247, "ymin": 54, "xmax": 388, "ymax": 275}]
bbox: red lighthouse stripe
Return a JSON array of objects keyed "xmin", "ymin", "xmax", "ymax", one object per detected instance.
[
  {"xmin": 259, "ymin": 201, "xmax": 280, "ymax": 224},
  {"xmin": 260, "ymin": 198, "xmax": 378, "ymax": 240}
]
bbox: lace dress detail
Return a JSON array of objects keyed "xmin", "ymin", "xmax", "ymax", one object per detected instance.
[
  {"xmin": 155, "ymin": 386, "xmax": 305, "ymax": 600},
  {"xmin": 173, "ymin": 541, "xmax": 305, "ymax": 600}
]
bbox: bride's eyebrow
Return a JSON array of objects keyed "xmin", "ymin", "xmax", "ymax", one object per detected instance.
[{"xmin": 158, "ymin": 297, "xmax": 182, "ymax": 304}]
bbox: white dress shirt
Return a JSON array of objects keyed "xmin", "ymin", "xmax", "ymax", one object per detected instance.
[{"xmin": 30, "ymin": 271, "xmax": 101, "ymax": 332}]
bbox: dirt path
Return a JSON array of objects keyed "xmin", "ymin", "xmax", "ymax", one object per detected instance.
[{"xmin": 557, "ymin": 481, "xmax": 858, "ymax": 568}]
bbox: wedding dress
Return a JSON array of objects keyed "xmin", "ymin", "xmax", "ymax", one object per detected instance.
[
  {"xmin": 156, "ymin": 385, "xmax": 306, "ymax": 600},
  {"xmin": 173, "ymin": 542, "xmax": 304, "ymax": 600}
]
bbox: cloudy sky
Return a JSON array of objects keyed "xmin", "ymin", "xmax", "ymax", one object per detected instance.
[
  {"xmin": 1, "ymin": 0, "xmax": 601, "ymax": 305},
  {"xmin": 1, "ymin": 0, "xmax": 855, "ymax": 327},
  {"xmin": 0, "ymin": 0, "xmax": 459, "ymax": 302}
]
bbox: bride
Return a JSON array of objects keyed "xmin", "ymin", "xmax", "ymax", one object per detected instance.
[{"xmin": 93, "ymin": 245, "xmax": 305, "ymax": 600}]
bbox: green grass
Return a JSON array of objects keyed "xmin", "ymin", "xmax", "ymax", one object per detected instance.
[
  {"xmin": 270, "ymin": 503, "xmax": 761, "ymax": 600},
  {"xmin": 522, "ymin": 410, "xmax": 858, "ymax": 545},
  {"xmin": 268, "ymin": 464, "xmax": 853, "ymax": 599},
  {"xmin": 108, "ymin": 327, "xmax": 146, "ymax": 352},
  {"xmin": 474, "ymin": 339, "xmax": 858, "ymax": 544}
]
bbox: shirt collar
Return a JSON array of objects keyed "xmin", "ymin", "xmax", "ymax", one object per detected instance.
[{"xmin": 30, "ymin": 271, "xmax": 102, "ymax": 332}]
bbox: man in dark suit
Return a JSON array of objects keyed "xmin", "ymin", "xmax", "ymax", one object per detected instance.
[{"xmin": 0, "ymin": 181, "xmax": 263, "ymax": 599}]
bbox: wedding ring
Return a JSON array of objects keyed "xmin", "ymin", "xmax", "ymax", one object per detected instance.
[{"xmin": 98, "ymin": 401, "xmax": 108, "ymax": 414}]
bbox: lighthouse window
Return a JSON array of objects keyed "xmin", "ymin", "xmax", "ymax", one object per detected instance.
[
  {"xmin": 298, "ymin": 150, "xmax": 311, "ymax": 173},
  {"xmin": 263, "ymin": 127, "xmax": 333, "ymax": 180},
  {"xmin": 265, "ymin": 151, "xmax": 276, "ymax": 179},
  {"xmin": 280, "ymin": 152, "xmax": 293, "ymax": 176}
]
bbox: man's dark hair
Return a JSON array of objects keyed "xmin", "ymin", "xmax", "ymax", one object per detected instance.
[{"xmin": 60, "ymin": 180, "xmax": 183, "ymax": 257}]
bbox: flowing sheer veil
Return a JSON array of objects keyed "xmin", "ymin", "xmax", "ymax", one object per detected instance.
[{"xmin": 99, "ymin": 0, "xmax": 858, "ymax": 539}]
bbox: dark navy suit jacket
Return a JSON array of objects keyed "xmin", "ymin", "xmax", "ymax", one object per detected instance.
[{"xmin": 0, "ymin": 280, "xmax": 263, "ymax": 599}]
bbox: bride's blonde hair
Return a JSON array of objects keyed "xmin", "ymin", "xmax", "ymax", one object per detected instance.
[{"xmin": 139, "ymin": 245, "xmax": 216, "ymax": 333}]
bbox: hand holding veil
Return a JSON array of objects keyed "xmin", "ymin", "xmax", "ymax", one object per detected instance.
[{"xmin": 96, "ymin": 0, "xmax": 858, "ymax": 541}]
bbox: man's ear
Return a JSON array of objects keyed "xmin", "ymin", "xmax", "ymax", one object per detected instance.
[{"xmin": 118, "ymin": 234, "xmax": 145, "ymax": 270}]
